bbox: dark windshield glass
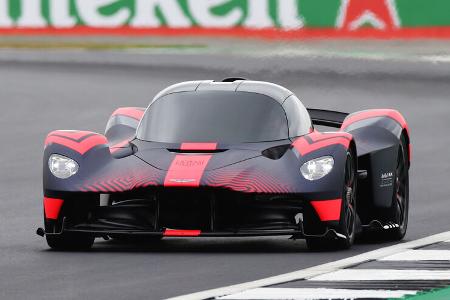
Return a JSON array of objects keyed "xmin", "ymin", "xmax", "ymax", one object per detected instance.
[{"xmin": 137, "ymin": 91, "xmax": 289, "ymax": 143}]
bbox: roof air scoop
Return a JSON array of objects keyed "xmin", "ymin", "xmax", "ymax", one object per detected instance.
[{"xmin": 221, "ymin": 77, "xmax": 248, "ymax": 83}]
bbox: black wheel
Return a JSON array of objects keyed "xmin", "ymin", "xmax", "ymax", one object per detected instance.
[
  {"xmin": 306, "ymin": 150, "xmax": 357, "ymax": 250},
  {"xmin": 387, "ymin": 135, "xmax": 409, "ymax": 240},
  {"xmin": 44, "ymin": 197, "xmax": 96, "ymax": 251},
  {"xmin": 46, "ymin": 233, "xmax": 95, "ymax": 251}
]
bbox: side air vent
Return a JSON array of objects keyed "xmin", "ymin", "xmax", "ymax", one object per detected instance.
[
  {"xmin": 221, "ymin": 77, "xmax": 248, "ymax": 83},
  {"xmin": 262, "ymin": 144, "xmax": 291, "ymax": 160}
]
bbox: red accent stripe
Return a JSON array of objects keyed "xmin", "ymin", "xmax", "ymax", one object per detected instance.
[
  {"xmin": 45, "ymin": 130, "xmax": 94, "ymax": 141},
  {"xmin": 310, "ymin": 199, "xmax": 342, "ymax": 221},
  {"xmin": 164, "ymin": 229, "xmax": 201, "ymax": 237},
  {"xmin": 44, "ymin": 197, "xmax": 64, "ymax": 220},
  {"xmin": 164, "ymin": 143, "xmax": 217, "ymax": 187},
  {"xmin": 341, "ymin": 109, "xmax": 409, "ymax": 133},
  {"xmin": 45, "ymin": 134, "xmax": 108, "ymax": 155},
  {"xmin": 111, "ymin": 107, "xmax": 145, "ymax": 121},
  {"xmin": 164, "ymin": 155, "xmax": 213, "ymax": 187},
  {"xmin": 308, "ymin": 131, "xmax": 352, "ymax": 143},
  {"xmin": 3, "ymin": 27, "xmax": 450, "ymax": 40},
  {"xmin": 180, "ymin": 143, "xmax": 218, "ymax": 151},
  {"xmin": 293, "ymin": 136, "xmax": 351, "ymax": 156}
]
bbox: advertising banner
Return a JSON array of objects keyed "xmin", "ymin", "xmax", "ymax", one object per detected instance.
[{"xmin": 1, "ymin": 0, "xmax": 450, "ymax": 39}]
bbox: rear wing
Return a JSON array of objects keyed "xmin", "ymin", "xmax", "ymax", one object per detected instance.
[{"xmin": 307, "ymin": 109, "xmax": 349, "ymax": 128}]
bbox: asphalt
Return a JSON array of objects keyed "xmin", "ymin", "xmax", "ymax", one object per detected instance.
[
  {"xmin": 3, "ymin": 46, "xmax": 450, "ymax": 80},
  {"xmin": 0, "ymin": 51, "xmax": 449, "ymax": 300}
]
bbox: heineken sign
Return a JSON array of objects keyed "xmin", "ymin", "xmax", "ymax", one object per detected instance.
[{"xmin": 1, "ymin": 0, "xmax": 450, "ymax": 37}]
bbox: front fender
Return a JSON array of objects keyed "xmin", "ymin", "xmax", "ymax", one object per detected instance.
[
  {"xmin": 202, "ymin": 132, "xmax": 352, "ymax": 198},
  {"xmin": 43, "ymin": 130, "xmax": 163, "ymax": 196}
]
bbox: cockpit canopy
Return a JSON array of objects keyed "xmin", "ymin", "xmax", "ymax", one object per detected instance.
[{"xmin": 136, "ymin": 81, "xmax": 312, "ymax": 144}]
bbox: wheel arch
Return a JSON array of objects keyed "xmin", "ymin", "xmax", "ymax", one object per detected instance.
[{"xmin": 401, "ymin": 128, "xmax": 411, "ymax": 168}]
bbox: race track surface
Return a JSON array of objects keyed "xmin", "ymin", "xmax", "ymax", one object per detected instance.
[{"xmin": 0, "ymin": 56, "xmax": 449, "ymax": 300}]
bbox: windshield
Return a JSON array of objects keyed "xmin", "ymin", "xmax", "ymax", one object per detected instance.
[{"xmin": 136, "ymin": 91, "xmax": 289, "ymax": 143}]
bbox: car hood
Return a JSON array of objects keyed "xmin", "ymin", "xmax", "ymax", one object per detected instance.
[
  {"xmin": 133, "ymin": 140, "xmax": 289, "ymax": 171},
  {"xmin": 133, "ymin": 141, "xmax": 266, "ymax": 171}
]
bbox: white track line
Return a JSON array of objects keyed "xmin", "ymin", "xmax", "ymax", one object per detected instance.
[
  {"xmin": 310, "ymin": 269, "xmax": 450, "ymax": 281},
  {"xmin": 166, "ymin": 231, "xmax": 450, "ymax": 300},
  {"xmin": 381, "ymin": 250, "xmax": 450, "ymax": 261},
  {"xmin": 217, "ymin": 288, "xmax": 417, "ymax": 300}
]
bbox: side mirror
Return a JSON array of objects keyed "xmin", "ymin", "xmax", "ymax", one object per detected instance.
[{"xmin": 110, "ymin": 141, "xmax": 137, "ymax": 159}]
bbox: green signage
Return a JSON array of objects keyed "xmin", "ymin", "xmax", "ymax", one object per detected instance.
[{"xmin": 0, "ymin": 0, "xmax": 449, "ymax": 30}]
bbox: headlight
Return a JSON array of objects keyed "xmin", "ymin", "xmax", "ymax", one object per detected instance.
[
  {"xmin": 48, "ymin": 154, "xmax": 79, "ymax": 179},
  {"xmin": 300, "ymin": 156, "xmax": 334, "ymax": 181}
]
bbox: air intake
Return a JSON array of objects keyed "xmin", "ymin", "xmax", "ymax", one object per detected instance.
[{"xmin": 221, "ymin": 77, "xmax": 248, "ymax": 83}]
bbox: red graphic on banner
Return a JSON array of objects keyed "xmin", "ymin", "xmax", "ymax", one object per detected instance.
[{"xmin": 337, "ymin": 0, "xmax": 400, "ymax": 30}]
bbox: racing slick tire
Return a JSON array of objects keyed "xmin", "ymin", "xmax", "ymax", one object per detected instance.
[
  {"xmin": 306, "ymin": 150, "xmax": 357, "ymax": 251},
  {"xmin": 44, "ymin": 197, "xmax": 96, "ymax": 251},
  {"xmin": 384, "ymin": 134, "xmax": 410, "ymax": 240},
  {"xmin": 46, "ymin": 233, "xmax": 95, "ymax": 251}
]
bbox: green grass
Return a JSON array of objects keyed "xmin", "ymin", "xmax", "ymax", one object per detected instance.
[{"xmin": 391, "ymin": 286, "xmax": 450, "ymax": 300}]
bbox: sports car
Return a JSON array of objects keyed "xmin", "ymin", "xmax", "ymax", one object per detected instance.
[{"xmin": 37, "ymin": 79, "xmax": 410, "ymax": 250}]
